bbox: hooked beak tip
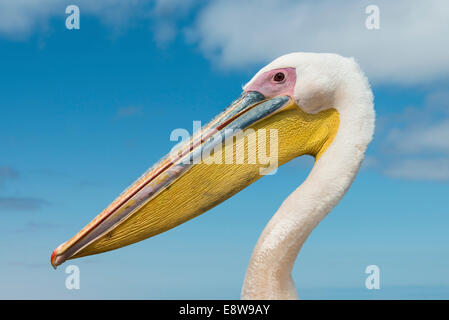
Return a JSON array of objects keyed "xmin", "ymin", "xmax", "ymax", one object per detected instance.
[
  {"xmin": 50, "ymin": 250, "xmax": 57, "ymax": 269},
  {"xmin": 51, "ymin": 244, "xmax": 66, "ymax": 269}
]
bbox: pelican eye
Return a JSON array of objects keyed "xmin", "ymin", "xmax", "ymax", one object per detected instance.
[{"xmin": 273, "ymin": 72, "xmax": 285, "ymax": 82}]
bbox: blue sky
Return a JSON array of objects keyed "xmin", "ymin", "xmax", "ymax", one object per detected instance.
[{"xmin": 0, "ymin": 0, "xmax": 449, "ymax": 299}]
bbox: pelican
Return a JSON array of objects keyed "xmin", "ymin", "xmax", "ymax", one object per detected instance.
[{"xmin": 51, "ymin": 52, "xmax": 375, "ymax": 299}]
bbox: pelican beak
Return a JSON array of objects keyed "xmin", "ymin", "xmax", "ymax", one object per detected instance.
[{"xmin": 51, "ymin": 91, "xmax": 339, "ymax": 268}]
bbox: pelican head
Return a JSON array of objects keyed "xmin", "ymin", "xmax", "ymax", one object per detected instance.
[{"xmin": 51, "ymin": 52, "xmax": 374, "ymax": 299}]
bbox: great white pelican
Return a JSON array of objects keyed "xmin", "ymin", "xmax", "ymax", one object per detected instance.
[{"xmin": 51, "ymin": 52, "xmax": 375, "ymax": 299}]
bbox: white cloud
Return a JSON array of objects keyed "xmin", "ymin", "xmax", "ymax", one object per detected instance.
[
  {"xmin": 188, "ymin": 0, "xmax": 449, "ymax": 84},
  {"xmin": 384, "ymin": 89, "xmax": 449, "ymax": 156},
  {"xmin": 425, "ymin": 91, "xmax": 449, "ymax": 114},
  {"xmin": 1, "ymin": 1, "xmax": 448, "ymax": 84},
  {"xmin": 0, "ymin": 0, "xmax": 198, "ymax": 46},
  {"xmin": 153, "ymin": 0, "xmax": 196, "ymax": 15},
  {"xmin": 151, "ymin": 0, "xmax": 198, "ymax": 46},
  {"xmin": 380, "ymin": 90, "xmax": 449, "ymax": 181},
  {"xmin": 384, "ymin": 159, "xmax": 449, "ymax": 181},
  {"xmin": 386, "ymin": 121, "xmax": 449, "ymax": 155},
  {"xmin": 0, "ymin": 0, "xmax": 56, "ymax": 36},
  {"xmin": 0, "ymin": 0, "xmax": 147, "ymax": 38}
]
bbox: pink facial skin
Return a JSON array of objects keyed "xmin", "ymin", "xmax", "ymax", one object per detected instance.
[{"xmin": 244, "ymin": 67, "xmax": 297, "ymax": 99}]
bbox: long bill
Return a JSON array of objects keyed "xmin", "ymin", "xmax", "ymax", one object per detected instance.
[{"xmin": 51, "ymin": 91, "xmax": 339, "ymax": 268}]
